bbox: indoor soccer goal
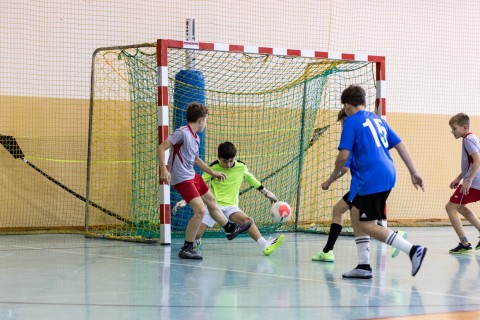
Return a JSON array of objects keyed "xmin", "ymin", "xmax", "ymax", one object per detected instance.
[{"xmin": 87, "ymin": 39, "xmax": 384, "ymax": 243}]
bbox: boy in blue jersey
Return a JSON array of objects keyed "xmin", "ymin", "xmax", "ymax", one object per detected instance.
[
  {"xmin": 174, "ymin": 141, "xmax": 285, "ymax": 256},
  {"xmin": 158, "ymin": 102, "xmax": 252, "ymax": 260},
  {"xmin": 323, "ymin": 85, "xmax": 427, "ymax": 278},
  {"xmin": 313, "ymin": 109, "xmax": 358, "ymax": 262},
  {"xmin": 314, "ymin": 109, "xmax": 407, "ymax": 263}
]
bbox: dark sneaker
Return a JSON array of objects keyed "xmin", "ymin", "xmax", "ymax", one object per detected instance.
[
  {"xmin": 225, "ymin": 222, "xmax": 252, "ymax": 240},
  {"xmin": 449, "ymin": 242, "xmax": 472, "ymax": 254},
  {"xmin": 342, "ymin": 267, "xmax": 372, "ymax": 279},
  {"xmin": 410, "ymin": 245, "xmax": 427, "ymax": 276},
  {"xmin": 476, "ymin": 239, "xmax": 480, "ymax": 250},
  {"xmin": 178, "ymin": 247, "xmax": 203, "ymax": 260}
]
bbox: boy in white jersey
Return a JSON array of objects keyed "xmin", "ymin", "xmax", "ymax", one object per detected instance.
[
  {"xmin": 446, "ymin": 113, "xmax": 480, "ymax": 254},
  {"xmin": 158, "ymin": 102, "xmax": 251, "ymax": 260},
  {"xmin": 175, "ymin": 141, "xmax": 285, "ymax": 256}
]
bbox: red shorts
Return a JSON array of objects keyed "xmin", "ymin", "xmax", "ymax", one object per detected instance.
[
  {"xmin": 173, "ymin": 173, "xmax": 209, "ymax": 203},
  {"xmin": 450, "ymin": 185, "xmax": 480, "ymax": 204}
]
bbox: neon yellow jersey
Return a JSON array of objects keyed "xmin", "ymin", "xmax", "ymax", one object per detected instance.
[{"xmin": 202, "ymin": 160, "xmax": 261, "ymax": 206}]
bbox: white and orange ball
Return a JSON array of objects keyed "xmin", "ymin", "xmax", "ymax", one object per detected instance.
[{"xmin": 270, "ymin": 201, "xmax": 292, "ymax": 223}]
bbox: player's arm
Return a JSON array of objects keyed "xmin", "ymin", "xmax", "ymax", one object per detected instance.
[
  {"xmin": 461, "ymin": 151, "xmax": 480, "ymax": 194},
  {"xmin": 201, "ymin": 170, "xmax": 212, "ymax": 185},
  {"xmin": 393, "ymin": 142, "xmax": 425, "ymax": 191},
  {"xmin": 195, "ymin": 157, "xmax": 226, "ymax": 181},
  {"xmin": 242, "ymin": 165, "xmax": 278, "ymax": 202},
  {"xmin": 157, "ymin": 139, "xmax": 173, "ymax": 184},
  {"xmin": 337, "ymin": 167, "xmax": 350, "ymax": 179},
  {"xmin": 322, "ymin": 149, "xmax": 350, "ymax": 190}
]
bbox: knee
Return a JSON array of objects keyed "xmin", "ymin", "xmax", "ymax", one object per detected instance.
[
  {"xmin": 192, "ymin": 206, "xmax": 206, "ymax": 219},
  {"xmin": 236, "ymin": 215, "xmax": 254, "ymax": 225},
  {"xmin": 445, "ymin": 202, "xmax": 455, "ymax": 213}
]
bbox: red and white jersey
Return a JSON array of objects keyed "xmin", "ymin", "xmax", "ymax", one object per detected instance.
[
  {"xmin": 462, "ymin": 133, "xmax": 480, "ymax": 190},
  {"xmin": 167, "ymin": 124, "xmax": 200, "ymax": 186}
]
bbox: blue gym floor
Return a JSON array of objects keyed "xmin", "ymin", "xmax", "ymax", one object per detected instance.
[{"xmin": 0, "ymin": 227, "xmax": 479, "ymax": 320}]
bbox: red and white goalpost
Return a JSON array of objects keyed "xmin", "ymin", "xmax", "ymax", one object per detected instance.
[{"xmin": 156, "ymin": 38, "xmax": 386, "ymax": 245}]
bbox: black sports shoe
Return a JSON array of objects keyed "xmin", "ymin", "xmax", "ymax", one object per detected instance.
[
  {"xmin": 449, "ymin": 242, "xmax": 472, "ymax": 254},
  {"xmin": 225, "ymin": 222, "xmax": 252, "ymax": 240},
  {"xmin": 476, "ymin": 239, "xmax": 480, "ymax": 250},
  {"xmin": 178, "ymin": 247, "xmax": 203, "ymax": 260}
]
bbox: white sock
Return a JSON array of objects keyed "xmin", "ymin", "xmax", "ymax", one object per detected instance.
[
  {"xmin": 257, "ymin": 237, "xmax": 267, "ymax": 249},
  {"xmin": 386, "ymin": 230, "xmax": 413, "ymax": 254},
  {"xmin": 355, "ymin": 236, "xmax": 370, "ymax": 265}
]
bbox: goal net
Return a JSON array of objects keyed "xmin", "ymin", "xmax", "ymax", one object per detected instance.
[{"xmin": 88, "ymin": 40, "xmax": 382, "ymax": 242}]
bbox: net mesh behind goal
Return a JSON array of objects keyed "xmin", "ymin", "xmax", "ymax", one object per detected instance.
[{"xmin": 88, "ymin": 41, "xmax": 378, "ymax": 241}]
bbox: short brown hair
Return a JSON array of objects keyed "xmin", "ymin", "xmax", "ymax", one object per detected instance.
[
  {"xmin": 449, "ymin": 113, "xmax": 470, "ymax": 127},
  {"xmin": 337, "ymin": 108, "xmax": 347, "ymax": 122},
  {"xmin": 186, "ymin": 102, "xmax": 209, "ymax": 122},
  {"xmin": 341, "ymin": 85, "xmax": 366, "ymax": 107}
]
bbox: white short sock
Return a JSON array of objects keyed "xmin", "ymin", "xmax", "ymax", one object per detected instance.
[{"xmin": 257, "ymin": 237, "xmax": 267, "ymax": 249}]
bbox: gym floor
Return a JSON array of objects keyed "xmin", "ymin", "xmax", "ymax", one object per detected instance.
[{"xmin": 0, "ymin": 227, "xmax": 479, "ymax": 320}]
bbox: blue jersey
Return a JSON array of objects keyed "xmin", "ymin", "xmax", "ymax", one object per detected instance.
[
  {"xmin": 339, "ymin": 110, "xmax": 401, "ymax": 195},
  {"xmin": 345, "ymin": 156, "xmax": 359, "ymax": 201}
]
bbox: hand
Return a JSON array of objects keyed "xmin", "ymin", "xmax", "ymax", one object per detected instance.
[
  {"xmin": 461, "ymin": 178, "xmax": 472, "ymax": 195},
  {"xmin": 260, "ymin": 188, "xmax": 278, "ymax": 203},
  {"xmin": 321, "ymin": 179, "xmax": 332, "ymax": 190},
  {"xmin": 211, "ymin": 171, "xmax": 226, "ymax": 182},
  {"xmin": 411, "ymin": 172, "xmax": 425, "ymax": 192},
  {"xmin": 172, "ymin": 200, "xmax": 187, "ymax": 215},
  {"xmin": 449, "ymin": 179, "xmax": 460, "ymax": 189},
  {"xmin": 160, "ymin": 170, "xmax": 171, "ymax": 185}
]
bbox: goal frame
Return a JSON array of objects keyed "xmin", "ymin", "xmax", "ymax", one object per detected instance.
[{"xmin": 156, "ymin": 39, "xmax": 386, "ymax": 244}]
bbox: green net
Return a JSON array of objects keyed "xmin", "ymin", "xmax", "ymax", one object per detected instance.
[
  {"xmin": 165, "ymin": 47, "xmax": 377, "ymax": 237},
  {"xmin": 87, "ymin": 43, "xmax": 377, "ymax": 242},
  {"xmin": 87, "ymin": 45, "xmax": 160, "ymax": 242}
]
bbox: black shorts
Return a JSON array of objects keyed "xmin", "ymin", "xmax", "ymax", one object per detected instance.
[
  {"xmin": 352, "ymin": 190, "xmax": 391, "ymax": 221},
  {"xmin": 342, "ymin": 192, "xmax": 353, "ymax": 209}
]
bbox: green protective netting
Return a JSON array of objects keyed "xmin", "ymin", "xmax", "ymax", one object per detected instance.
[
  {"xmin": 87, "ymin": 45, "xmax": 160, "ymax": 242},
  {"xmin": 87, "ymin": 44, "xmax": 377, "ymax": 242}
]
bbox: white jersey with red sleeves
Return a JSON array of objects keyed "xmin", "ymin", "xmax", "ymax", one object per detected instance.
[
  {"xmin": 167, "ymin": 124, "xmax": 200, "ymax": 186},
  {"xmin": 462, "ymin": 133, "xmax": 480, "ymax": 189}
]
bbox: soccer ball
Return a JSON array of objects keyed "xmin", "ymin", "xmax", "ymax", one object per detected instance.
[{"xmin": 270, "ymin": 201, "xmax": 292, "ymax": 223}]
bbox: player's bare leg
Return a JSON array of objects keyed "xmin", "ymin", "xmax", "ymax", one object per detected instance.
[
  {"xmin": 178, "ymin": 196, "xmax": 206, "ymax": 259},
  {"xmin": 312, "ymin": 199, "xmax": 348, "ymax": 262},
  {"xmin": 201, "ymin": 191, "xmax": 251, "ymax": 240},
  {"xmin": 458, "ymin": 205, "xmax": 480, "ymax": 230},
  {"xmin": 201, "ymin": 191, "xmax": 228, "ymax": 226},
  {"xmin": 446, "ymin": 202, "xmax": 467, "ymax": 239},
  {"xmin": 230, "ymin": 211, "xmax": 260, "ymax": 240},
  {"xmin": 446, "ymin": 202, "xmax": 474, "ymax": 253},
  {"xmin": 230, "ymin": 211, "xmax": 284, "ymax": 255}
]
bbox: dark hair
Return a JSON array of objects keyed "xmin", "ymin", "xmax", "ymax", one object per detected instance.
[
  {"xmin": 186, "ymin": 102, "xmax": 209, "ymax": 122},
  {"xmin": 218, "ymin": 141, "xmax": 237, "ymax": 159},
  {"xmin": 449, "ymin": 113, "xmax": 470, "ymax": 127},
  {"xmin": 341, "ymin": 85, "xmax": 366, "ymax": 107},
  {"xmin": 337, "ymin": 108, "xmax": 347, "ymax": 122}
]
